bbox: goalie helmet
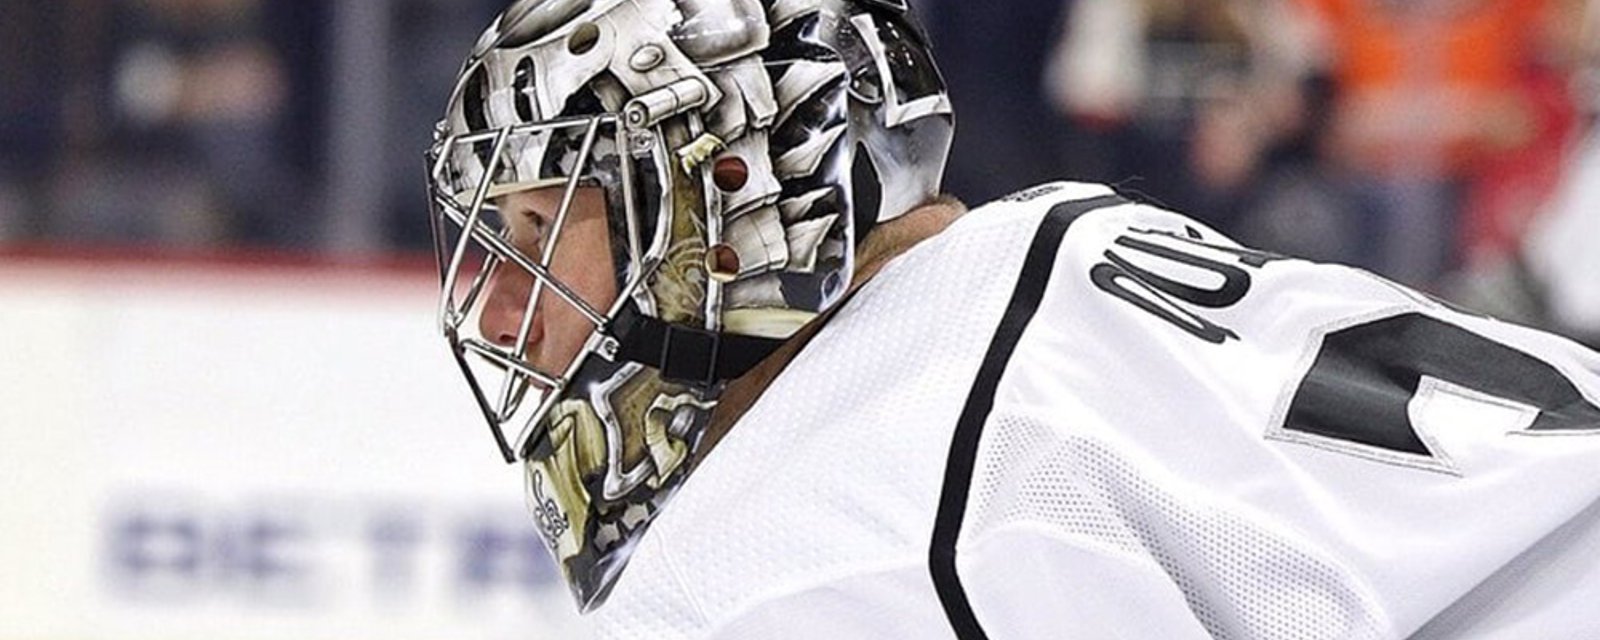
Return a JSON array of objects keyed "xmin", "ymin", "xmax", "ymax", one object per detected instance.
[{"xmin": 426, "ymin": 0, "xmax": 951, "ymax": 609}]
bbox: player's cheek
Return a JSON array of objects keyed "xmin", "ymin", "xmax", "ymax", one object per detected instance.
[{"xmin": 563, "ymin": 219, "xmax": 616, "ymax": 309}]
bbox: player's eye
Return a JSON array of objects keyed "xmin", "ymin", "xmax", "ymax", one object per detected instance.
[
  {"xmin": 509, "ymin": 210, "xmax": 552, "ymax": 254},
  {"xmin": 528, "ymin": 211, "xmax": 551, "ymax": 239}
]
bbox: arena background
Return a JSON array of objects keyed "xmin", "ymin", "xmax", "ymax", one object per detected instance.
[{"xmin": 2, "ymin": 1, "xmax": 1596, "ymax": 638}]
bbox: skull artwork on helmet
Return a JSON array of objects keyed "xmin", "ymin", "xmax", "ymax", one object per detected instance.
[{"xmin": 426, "ymin": 0, "xmax": 952, "ymax": 610}]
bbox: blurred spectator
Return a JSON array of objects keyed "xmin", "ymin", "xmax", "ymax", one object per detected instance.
[
  {"xmin": 1443, "ymin": 1, "xmax": 1600, "ymax": 345},
  {"xmin": 1579, "ymin": 0, "xmax": 1600, "ymax": 109},
  {"xmin": 1220, "ymin": 72, "xmax": 1368, "ymax": 265},
  {"xmin": 1042, "ymin": 0, "xmax": 1296, "ymax": 230},
  {"xmin": 1296, "ymin": 0, "xmax": 1576, "ymax": 289},
  {"xmin": 1445, "ymin": 129, "xmax": 1600, "ymax": 347},
  {"xmin": 1454, "ymin": 0, "xmax": 1593, "ymax": 266},
  {"xmin": 1455, "ymin": 60, "xmax": 1580, "ymax": 267},
  {"xmin": 1521, "ymin": 128, "xmax": 1600, "ymax": 345},
  {"xmin": 0, "ymin": 3, "xmax": 67, "ymax": 242},
  {"xmin": 920, "ymin": 0, "xmax": 1077, "ymax": 204},
  {"xmin": 42, "ymin": 0, "xmax": 319, "ymax": 248}
]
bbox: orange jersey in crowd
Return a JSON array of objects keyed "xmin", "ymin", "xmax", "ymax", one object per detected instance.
[{"xmin": 1300, "ymin": 0, "xmax": 1552, "ymax": 173}]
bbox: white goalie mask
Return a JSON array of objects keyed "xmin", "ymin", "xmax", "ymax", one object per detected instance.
[{"xmin": 426, "ymin": 0, "xmax": 952, "ymax": 610}]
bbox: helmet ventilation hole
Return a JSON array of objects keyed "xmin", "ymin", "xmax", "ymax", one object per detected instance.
[
  {"xmin": 568, "ymin": 23, "xmax": 600, "ymax": 55},
  {"xmin": 713, "ymin": 157, "xmax": 749, "ymax": 192},
  {"xmin": 707, "ymin": 244, "xmax": 741, "ymax": 282}
]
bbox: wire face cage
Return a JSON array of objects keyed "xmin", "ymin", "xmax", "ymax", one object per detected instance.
[
  {"xmin": 423, "ymin": 0, "xmax": 954, "ymax": 609},
  {"xmin": 428, "ymin": 113, "xmax": 666, "ymax": 463}
]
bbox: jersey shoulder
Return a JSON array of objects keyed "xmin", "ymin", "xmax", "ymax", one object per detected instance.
[{"xmin": 966, "ymin": 182, "xmax": 1232, "ymax": 256}]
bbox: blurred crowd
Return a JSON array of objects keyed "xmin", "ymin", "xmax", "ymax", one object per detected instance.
[
  {"xmin": 0, "ymin": 0, "xmax": 499, "ymax": 250},
  {"xmin": 1, "ymin": 0, "xmax": 1597, "ymax": 337},
  {"xmin": 931, "ymin": 0, "xmax": 1598, "ymax": 287}
]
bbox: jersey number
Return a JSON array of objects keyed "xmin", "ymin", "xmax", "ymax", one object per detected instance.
[{"xmin": 1281, "ymin": 313, "xmax": 1600, "ymax": 458}]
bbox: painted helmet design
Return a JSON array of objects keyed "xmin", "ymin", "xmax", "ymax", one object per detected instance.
[{"xmin": 426, "ymin": 0, "xmax": 951, "ymax": 609}]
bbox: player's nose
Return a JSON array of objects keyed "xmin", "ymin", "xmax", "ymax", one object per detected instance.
[{"xmin": 478, "ymin": 267, "xmax": 543, "ymax": 349}]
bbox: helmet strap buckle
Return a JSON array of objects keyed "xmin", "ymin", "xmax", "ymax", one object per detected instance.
[{"xmin": 659, "ymin": 324, "xmax": 722, "ymax": 388}]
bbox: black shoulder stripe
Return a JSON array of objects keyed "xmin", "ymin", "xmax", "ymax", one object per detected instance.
[{"xmin": 930, "ymin": 193, "xmax": 1130, "ymax": 639}]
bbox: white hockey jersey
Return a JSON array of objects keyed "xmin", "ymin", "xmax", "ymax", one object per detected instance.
[{"xmin": 590, "ymin": 182, "xmax": 1600, "ymax": 639}]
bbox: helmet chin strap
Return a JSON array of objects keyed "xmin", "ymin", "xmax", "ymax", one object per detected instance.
[{"xmin": 605, "ymin": 302, "xmax": 788, "ymax": 389}]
